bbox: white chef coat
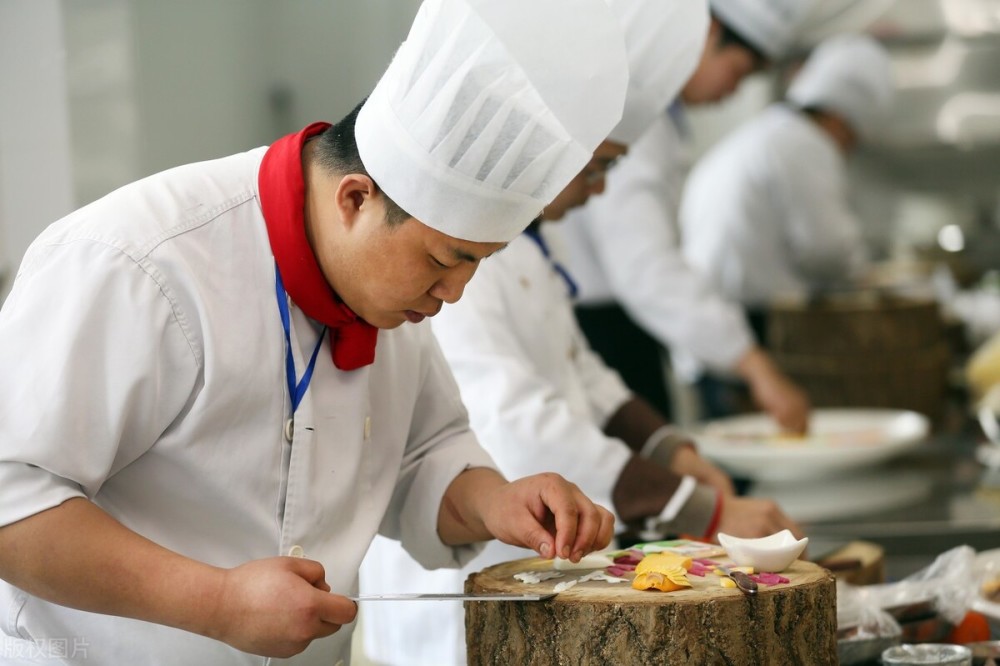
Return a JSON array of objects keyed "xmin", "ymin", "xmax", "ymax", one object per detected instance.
[
  {"xmin": 0, "ymin": 147, "xmax": 495, "ymax": 665},
  {"xmin": 359, "ymin": 231, "xmax": 634, "ymax": 666},
  {"xmin": 680, "ymin": 104, "xmax": 868, "ymax": 307},
  {"xmin": 553, "ymin": 109, "xmax": 755, "ymax": 382}
]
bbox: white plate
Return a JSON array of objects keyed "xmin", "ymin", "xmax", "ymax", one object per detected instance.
[
  {"xmin": 749, "ymin": 469, "xmax": 933, "ymax": 521},
  {"xmin": 692, "ymin": 408, "xmax": 930, "ymax": 482}
]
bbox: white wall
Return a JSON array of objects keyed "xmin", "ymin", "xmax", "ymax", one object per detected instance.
[
  {"xmin": 265, "ymin": 1, "xmax": 422, "ymax": 133},
  {"xmin": 129, "ymin": 0, "xmax": 273, "ymax": 176},
  {"xmin": 0, "ymin": 0, "xmax": 75, "ymax": 295},
  {"xmin": 63, "ymin": 0, "xmax": 139, "ymax": 207},
  {"xmin": 75, "ymin": 0, "xmax": 421, "ymax": 186},
  {"xmin": 0, "ymin": 0, "xmax": 424, "ymax": 291}
]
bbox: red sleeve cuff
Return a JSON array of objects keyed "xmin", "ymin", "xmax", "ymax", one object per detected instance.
[{"xmin": 701, "ymin": 491, "xmax": 724, "ymax": 541}]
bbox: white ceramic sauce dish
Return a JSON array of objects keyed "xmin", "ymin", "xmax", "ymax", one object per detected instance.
[{"xmin": 718, "ymin": 529, "xmax": 809, "ymax": 572}]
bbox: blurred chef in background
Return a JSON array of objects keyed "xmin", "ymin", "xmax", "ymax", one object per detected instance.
[
  {"xmin": 681, "ymin": 34, "xmax": 895, "ymax": 310},
  {"xmin": 0, "ymin": 0, "xmax": 630, "ymax": 664},
  {"xmin": 679, "ymin": 34, "xmax": 894, "ymax": 419},
  {"xmin": 555, "ymin": 0, "xmax": 817, "ymax": 430},
  {"xmin": 360, "ymin": 2, "xmax": 802, "ymax": 664}
]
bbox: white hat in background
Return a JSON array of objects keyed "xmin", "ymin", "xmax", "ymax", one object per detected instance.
[
  {"xmin": 708, "ymin": 0, "xmax": 818, "ymax": 61},
  {"xmin": 356, "ymin": 0, "xmax": 629, "ymax": 243},
  {"xmin": 786, "ymin": 33, "xmax": 894, "ymax": 138},
  {"xmin": 793, "ymin": 0, "xmax": 894, "ymax": 48},
  {"xmin": 607, "ymin": 0, "xmax": 710, "ymax": 145}
]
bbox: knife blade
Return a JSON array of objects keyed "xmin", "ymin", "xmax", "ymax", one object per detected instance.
[
  {"xmin": 350, "ymin": 592, "xmax": 557, "ymax": 602},
  {"xmin": 716, "ymin": 566, "xmax": 758, "ymax": 596}
]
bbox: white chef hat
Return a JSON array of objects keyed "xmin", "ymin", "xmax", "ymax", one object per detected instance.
[
  {"xmin": 356, "ymin": 0, "xmax": 629, "ymax": 243},
  {"xmin": 606, "ymin": 0, "xmax": 710, "ymax": 145},
  {"xmin": 786, "ymin": 33, "xmax": 894, "ymax": 138},
  {"xmin": 709, "ymin": 0, "xmax": 817, "ymax": 61}
]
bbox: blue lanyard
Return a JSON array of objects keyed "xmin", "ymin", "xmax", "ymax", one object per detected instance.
[
  {"xmin": 523, "ymin": 227, "xmax": 578, "ymax": 299},
  {"xmin": 667, "ymin": 99, "xmax": 690, "ymax": 138},
  {"xmin": 274, "ymin": 265, "xmax": 327, "ymax": 413}
]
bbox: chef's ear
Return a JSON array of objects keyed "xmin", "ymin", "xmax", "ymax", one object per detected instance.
[{"xmin": 333, "ymin": 173, "xmax": 377, "ymax": 229}]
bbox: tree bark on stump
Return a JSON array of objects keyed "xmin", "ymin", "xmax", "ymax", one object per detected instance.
[{"xmin": 465, "ymin": 558, "xmax": 837, "ymax": 665}]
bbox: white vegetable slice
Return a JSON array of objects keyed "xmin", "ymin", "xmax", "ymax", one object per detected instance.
[
  {"xmin": 553, "ymin": 579, "xmax": 578, "ymax": 593},
  {"xmin": 552, "ymin": 553, "xmax": 615, "ymax": 570},
  {"xmin": 513, "ymin": 571, "xmax": 564, "ymax": 584}
]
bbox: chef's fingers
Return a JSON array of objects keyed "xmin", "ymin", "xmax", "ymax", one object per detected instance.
[
  {"xmin": 285, "ymin": 556, "xmax": 331, "ymax": 592},
  {"xmin": 568, "ymin": 502, "xmax": 614, "ymax": 560},
  {"xmin": 550, "ymin": 481, "xmax": 613, "ymax": 561},
  {"xmin": 758, "ymin": 497, "xmax": 804, "ymax": 537},
  {"xmin": 538, "ymin": 474, "xmax": 582, "ymax": 560},
  {"xmin": 780, "ymin": 514, "xmax": 805, "ymax": 541},
  {"xmin": 567, "ymin": 484, "xmax": 614, "ymax": 558},
  {"xmin": 776, "ymin": 409, "xmax": 809, "ymax": 436},
  {"xmin": 285, "ymin": 561, "xmax": 356, "ymax": 630},
  {"xmin": 317, "ymin": 593, "xmax": 359, "ymax": 629},
  {"xmin": 773, "ymin": 387, "xmax": 811, "ymax": 435}
]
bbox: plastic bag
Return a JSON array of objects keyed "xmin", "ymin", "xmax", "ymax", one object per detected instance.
[{"xmin": 838, "ymin": 545, "xmax": 978, "ymax": 629}]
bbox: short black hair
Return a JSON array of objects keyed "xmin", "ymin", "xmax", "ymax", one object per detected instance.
[
  {"xmin": 312, "ymin": 100, "xmax": 411, "ymax": 227},
  {"xmin": 713, "ymin": 13, "xmax": 769, "ymax": 69}
]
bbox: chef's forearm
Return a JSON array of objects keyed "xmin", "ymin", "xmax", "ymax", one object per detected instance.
[
  {"xmin": 611, "ymin": 456, "xmax": 683, "ymax": 523},
  {"xmin": 0, "ymin": 497, "xmax": 225, "ymax": 639},
  {"xmin": 612, "ymin": 459, "xmax": 720, "ymax": 538},
  {"xmin": 605, "ymin": 397, "xmax": 695, "ymax": 465},
  {"xmin": 437, "ymin": 467, "xmax": 506, "ymax": 545},
  {"xmin": 602, "ymin": 396, "xmax": 668, "ymax": 451},
  {"xmin": 735, "ymin": 345, "xmax": 774, "ymax": 387}
]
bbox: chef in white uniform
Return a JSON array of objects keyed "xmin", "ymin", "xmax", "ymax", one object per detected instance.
[
  {"xmin": 360, "ymin": 2, "xmax": 802, "ymax": 664},
  {"xmin": 681, "ymin": 34, "xmax": 894, "ymax": 306},
  {"xmin": 0, "ymin": 1, "xmax": 630, "ymax": 664},
  {"xmin": 555, "ymin": 0, "xmax": 816, "ymax": 431}
]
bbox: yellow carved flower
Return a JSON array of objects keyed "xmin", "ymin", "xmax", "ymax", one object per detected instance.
[{"xmin": 632, "ymin": 566, "xmax": 691, "ymax": 592}]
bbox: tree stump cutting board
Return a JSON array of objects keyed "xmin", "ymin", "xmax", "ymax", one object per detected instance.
[{"xmin": 465, "ymin": 556, "xmax": 837, "ymax": 665}]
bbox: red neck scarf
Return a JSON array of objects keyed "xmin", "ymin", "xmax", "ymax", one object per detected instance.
[{"xmin": 258, "ymin": 122, "xmax": 378, "ymax": 371}]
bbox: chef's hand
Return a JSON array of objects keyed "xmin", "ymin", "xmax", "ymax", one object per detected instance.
[
  {"xmin": 440, "ymin": 468, "xmax": 614, "ymax": 562},
  {"xmin": 211, "ymin": 557, "xmax": 356, "ymax": 658},
  {"xmin": 485, "ymin": 473, "xmax": 616, "ymax": 561},
  {"xmin": 0, "ymin": 498, "xmax": 355, "ymax": 659},
  {"xmin": 711, "ymin": 496, "xmax": 804, "ymax": 542},
  {"xmin": 669, "ymin": 446, "xmax": 736, "ymax": 496},
  {"xmin": 738, "ymin": 346, "xmax": 811, "ymax": 435}
]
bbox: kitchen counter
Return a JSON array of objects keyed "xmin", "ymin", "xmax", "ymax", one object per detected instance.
[{"xmin": 772, "ymin": 420, "xmax": 1000, "ymax": 578}]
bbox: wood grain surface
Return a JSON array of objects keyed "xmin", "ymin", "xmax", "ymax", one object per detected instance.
[{"xmin": 465, "ymin": 556, "xmax": 837, "ymax": 665}]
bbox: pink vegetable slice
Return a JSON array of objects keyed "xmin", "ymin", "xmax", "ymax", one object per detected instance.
[
  {"xmin": 749, "ymin": 572, "xmax": 790, "ymax": 586},
  {"xmin": 613, "ymin": 553, "xmax": 644, "ymax": 566}
]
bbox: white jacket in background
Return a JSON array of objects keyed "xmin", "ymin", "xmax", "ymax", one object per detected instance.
[
  {"xmin": 681, "ymin": 104, "xmax": 868, "ymax": 307},
  {"xmin": 553, "ymin": 110, "xmax": 754, "ymax": 381},
  {"xmin": 0, "ymin": 148, "xmax": 493, "ymax": 666},
  {"xmin": 360, "ymin": 232, "xmax": 635, "ymax": 666}
]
